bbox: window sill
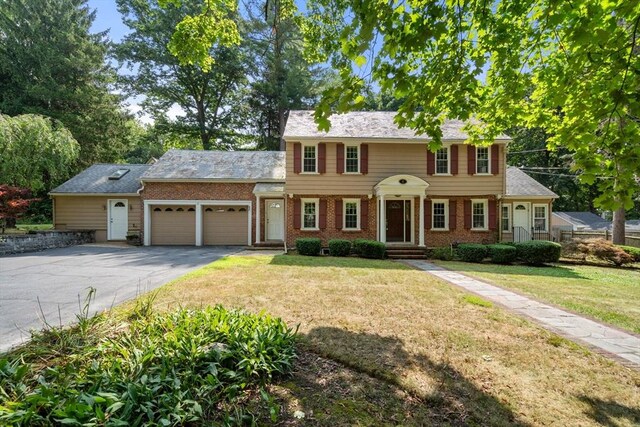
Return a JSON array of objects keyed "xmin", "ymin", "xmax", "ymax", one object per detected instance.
[
  {"xmin": 434, "ymin": 173, "xmax": 452, "ymax": 176},
  {"xmin": 300, "ymin": 172, "xmax": 320, "ymax": 175},
  {"xmin": 474, "ymin": 173, "xmax": 492, "ymax": 176},
  {"xmin": 471, "ymin": 228, "xmax": 489, "ymax": 232},
  {"xmin": 301, "ymin": 228, "xmax": 319, "ymax": 231},
  {"xmin": 430, "ymin": 228, "xmax": 450, "ymax": 232},
  {"xmin": 343, "ymin": 172, "xmax": 361, "ymax": 175},
  {"xmin": 342, "ymin": 228, "xmax": 361, "ymax": 232}
]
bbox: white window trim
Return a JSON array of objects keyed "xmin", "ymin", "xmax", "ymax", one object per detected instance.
[
  {"xmin": 301, "ymin": 143, "xmax": 318, "ymax": 174},
  {"xmin": 344, "ymin": 144, "xmax": 361, "ymax": 174},
  {"xmin": 471, "ymin": 199, "xmax": 489, "ymax": 230},
  {"xmin": 501, "ymin": 203, "xmax": 511, "ymax": 233},
  {"xmin": 475, "ymin": 146, "xmax": 491, "ymax": 175},
  {"xmin": 301, "ymin": 198, "xmax": 319, "ymax": 230},
  {"xmin": 342, "ymin": 198, "xmax": 361, "ymax": 230},
  {"xmin": 434, "ymin": 147, "xmax": 451, "ymax": 175},
  {"xmin": 431, "ymin": 199, "xmax": 449, "ymax": 231},
  {"xmin": 533, "ymin": 204, "xmax": 549, "ymax": 232}
]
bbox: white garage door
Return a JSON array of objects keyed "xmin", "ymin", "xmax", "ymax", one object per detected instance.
[
  {"xmin": 151, "ymin": 205, "xmax": 196, "ymax": 245},
  {"xmin": 203, "ymin": 205, "xmax": 248, "ymax": 245}
]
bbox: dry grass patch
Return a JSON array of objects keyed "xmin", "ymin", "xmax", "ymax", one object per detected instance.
[{"xmin": 150, "ymin": 255, "xmax": 640, "ymax": 426}]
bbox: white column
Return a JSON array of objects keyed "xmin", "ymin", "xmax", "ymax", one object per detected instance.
[
  {"xmin": 255, "ymin": 195, "xmax": 261, "ymax": 244},
  {"xmin": 419, "ymin": 194, "xmax": 425, "ymax": 247},
  {"xmin": 247, "ymin": 202, "xmax": 253, "ymax": 245},
  {"xmin": 143, "ymin": 201, "xmax": 150, "ymax": 246},
  {"xmin": 380, "ymin": 194, "xmax": 386, "ymax": 243},
  {"xmin": 195, "ymin": 203, "xmax": 202, "ymax": 246}
]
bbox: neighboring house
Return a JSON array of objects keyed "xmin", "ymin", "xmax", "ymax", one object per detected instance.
[
  {"xmin": 552, "ymin": 212, "xmax": 640, "ymax": 233},
  {"xmin": 50, "ymin": 111, "xmax": 558, "ymax": 247}
]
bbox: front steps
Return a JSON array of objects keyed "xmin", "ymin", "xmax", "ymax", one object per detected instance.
[
  {"xmin": 385, "ymin": 246, "xmax": 428, "ymax": 259},
  {"xmin": 248, "ymin": 241, "xmax": 285, "ymax": 250}
]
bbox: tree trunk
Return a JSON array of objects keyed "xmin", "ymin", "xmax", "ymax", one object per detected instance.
[{"xmin": 612, "ymin": 206, "xmax": 625, "ymax": 245}]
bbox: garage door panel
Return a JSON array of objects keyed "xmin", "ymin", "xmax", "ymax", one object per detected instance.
[
  {"xmin": 151, "ymin": 205, "xmax": 196, "ymax": 245},
  {"xmin": 203, "ymin": 206, "xmax": 248, "ymax": 245}
]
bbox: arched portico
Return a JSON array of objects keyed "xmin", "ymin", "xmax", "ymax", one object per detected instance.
[{"xmin": 374, "ymin": 175, "xmax": 429, "ymax": 246}]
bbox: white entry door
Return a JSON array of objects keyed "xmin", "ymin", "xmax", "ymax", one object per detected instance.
[
  {"xmin": 108, "ymin": 199, "xmax": 128, "ymax": 240},
  {"xmin": 512, "ymin": 203, "xmax": 530, "ymax": 242},
  {"xmin": 266, "ymin": 199, "xmax": 284, "ymax": 241}
]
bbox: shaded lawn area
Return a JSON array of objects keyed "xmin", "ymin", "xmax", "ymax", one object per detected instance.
[
  {"xmin": 2, "ymin": 224, "xmax": 53, "ymax": 234},
  {"xmin": 147, "ymin": 255, "xmax": 640, "ymax": 426},
  {"xmin": 432, "ymin": 261, "xmax": 640, "ymax": 334}
]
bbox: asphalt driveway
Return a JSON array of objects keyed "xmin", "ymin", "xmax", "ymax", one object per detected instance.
[{"xmin": 0, "ymin": 244, "xmax": 240, "ymax": 353}]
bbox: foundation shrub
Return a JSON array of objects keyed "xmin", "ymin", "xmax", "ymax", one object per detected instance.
[
  {"xmin": 357, "ymin": 240, "xmax": 386, "ymax": 259},
  {"xmin": 328, "ymin": 239, "xmax": 352, "ymax": 257},
  {"xmin": 456, "ymin": 244, "xmax": 488, "ymax": 263},
  {"xmin": 515, "ymin": 240, "xmax": 561, "ymax": 265},
  {"xmin": 295, "ymin": 238, "xmax": 322, "ymax": 256},
  {"xmin": 486, "ymin": 244, "xmax": 517, "ymax": 264}
]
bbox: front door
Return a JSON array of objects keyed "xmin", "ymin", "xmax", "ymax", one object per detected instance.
[
  {"xmin": 512, "ymin": 203, "xmax": 530, "ymax": 242},
  {"xmin": 266, "ymin": 199, "xmax": 284, "ymax": 241},
  {"xmin": 108, "ymin": 199, "xmax": 128, "ymax": 240},
  {"xmin": 386, "ymin": 200, "xmax": 411, "ymax": 243}
]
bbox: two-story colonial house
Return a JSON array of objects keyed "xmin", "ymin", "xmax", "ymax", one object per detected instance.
[{"xmin": 50, "ymin": 111, "xmax": 558, "ymax": 248}]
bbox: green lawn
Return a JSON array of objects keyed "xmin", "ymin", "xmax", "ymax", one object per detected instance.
[
  {"xmin": 142, "ymin": 254, "xmax": 639, "ymax": 426},
  {"xmin": 2, "ymin": 223, "xmax": 53, "ymax": 234},
  {"xmin": 433, "ymin": 261, "xmax": 640, "ymax": 334}
]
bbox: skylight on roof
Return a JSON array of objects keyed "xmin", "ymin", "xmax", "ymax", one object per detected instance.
[{"xmin": 108, "ymin": 169, "xmax": 130, "ymax": 180}]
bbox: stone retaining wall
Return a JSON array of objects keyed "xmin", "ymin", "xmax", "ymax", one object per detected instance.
[{"xmin": 0, "ymin": 230, "xmax": 95, "ymax": 256}]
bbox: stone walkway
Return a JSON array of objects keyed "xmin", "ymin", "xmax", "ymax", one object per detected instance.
[{"xmin": 404, "ymin": 260, "xmax": 640, "ymax": 369}]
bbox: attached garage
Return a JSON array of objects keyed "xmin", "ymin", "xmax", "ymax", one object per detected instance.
[
  {"xmin": 203, "ymin": 205, "xmax": 249, "ymax": 245},
  {"xmin": 150, "ymin": 205, "xmax": 196, "ymax": 245}
]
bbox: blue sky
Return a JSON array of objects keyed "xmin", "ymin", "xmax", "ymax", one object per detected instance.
[{"xmin": 88, "ymin": 0, "xmax": 128, "ymax": 42}]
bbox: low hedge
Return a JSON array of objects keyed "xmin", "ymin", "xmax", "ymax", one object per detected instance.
[
  {"xmin": 328, "ymin": 239, "xmax": 352, "ymax": 257},
  {"xmin": 352, "ymin": 238, "xmax": 367, "ymax": 255},
  {"xmin": 296, "ymin": 238, "xmax": 322, "ymax": 256},
  {"xmin": 456, "ymin": 244, "xmax": 487, "ymax": 263},
  {"xmin": 514, "ymin": 240, "xmax": 561, "ymax": 265},
  {"xmin": 431, "ymin": 246, "xmax": 454, "ymax": 261},
  {"xmin": 357, "ymin": 239, "xmax": 386, "ymax": 259},
  {"xmin": 618, "ymin": 245, "xmax": 640, "ymax": 262},
  {"xmin": 486, "ymin": 244, "xmax": 517, "ymax": 264}
]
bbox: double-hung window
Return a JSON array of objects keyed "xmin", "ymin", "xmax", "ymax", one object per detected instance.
[
  {"xmin": 501, "ymin": 204, "xmax": 511, "ymax": 232},
  {"xmin": 302, "ymin": 199, "xmax": 319, "ymax": 229},
  {"xmin": 533, "ymin": 205, "xmax": 548, "ymax": 231},
  {"xmin": 343, "ymin": 199, "xmax": 360, "ymax": 230},
  {"xmin": 476, "ymin": 147, "xmax": 490, "ymax": 174},
  {"xmin": 472, "ymin": 199, "xmax": 488, "ymax": 230},
  {"xmin": 432, "ymin": 200, "xmax": 448, "ymax": 230},
  {"xmin": 345, "ymin": 145, "xmax": 359, "ymax": 173},
  {"xmin": 435, "ymin": 148, "xmax": 449, "ymax": 174},
  {"xmin": 303, "ymin": 145, "xmax": 317, "ymax": 173}
]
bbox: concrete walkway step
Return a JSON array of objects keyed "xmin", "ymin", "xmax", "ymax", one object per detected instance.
[{"xmin": 403, "ymin": 260, "xmax": 640, "ymax": 369}]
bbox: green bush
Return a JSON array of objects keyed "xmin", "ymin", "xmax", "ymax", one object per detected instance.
[
  {"xmin": 456, "ymin": 243, "xmax": 488, "ymax": 263},
  {"xmin": 328, "ymin": 239, "xmax": 352, "ymax": 257},
  {"xmin": 514, "ymin": 240, "xmax": 562, "ymax": 265},
  {"xmin": 296, "ymin": 237, "xmax": 322, "ymax": 256},
  {"xmin": 487, "ymin": 244, "xmax": 517, "ymax": 264},
  {"xmin": 358, "ymin": 239, "xmax": 386, "ymax": 259},
  {"xmin": 431, "ymin": 246, "xmax": 454, "ymax": 261},
  {"xmin": 352, "ymin": 238, "xmax": 368, "ymax": 255},
  {"xmin": 0, "ymin": 306, "xmax": 297, "ymax": 425},
  {"xmin": 618, "ymin": 245, "xmax": 640, "ymax": 262}
]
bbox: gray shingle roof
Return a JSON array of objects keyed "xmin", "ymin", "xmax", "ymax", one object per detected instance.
[
  {"xmin": 553, "ymin": 212, "xmax": 611, "ymax": 230},
  {"xmin": 506, "ymin": 167, "xmax": 558, "ymax": 198},
  {"xmin": 50, "ymin": 164, "xmax": 150, "ymax": 194},
  {"xmin": 253, "ymin": 183, "xmax": 285, "ymax": 194},
  {"xmin": 283, "ymin": 110, "xmax": 511, "ymax": 141},
  {"xmin": 142, "ymin": 150, "xmax": 286, "ymax": 181}
]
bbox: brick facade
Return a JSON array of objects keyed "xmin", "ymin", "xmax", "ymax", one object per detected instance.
[{"xmin": 286, "ymin": 194, "xmax": 499, "ymax": 248}]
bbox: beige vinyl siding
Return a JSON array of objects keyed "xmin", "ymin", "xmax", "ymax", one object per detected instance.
[
  {"xmin": 285, "ymin": 141, "xmax": 505, "ymax": 196},
  {"xmin": 151, "ymin": 205, "xmax": 196, "ymax": 245},
  {"xmin": 53, "ymin": 196, "xmax": 141, "ymax": 242},
  {"xmin": 203, "ymin": 206, "xmax": 248, "ymax": 245}
]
